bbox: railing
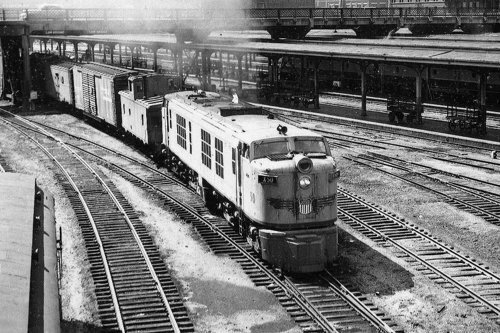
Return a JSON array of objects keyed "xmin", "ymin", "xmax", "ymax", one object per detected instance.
[{"xmin": 5, "ymin": 7, "xmax": 500, "ymax": 23}]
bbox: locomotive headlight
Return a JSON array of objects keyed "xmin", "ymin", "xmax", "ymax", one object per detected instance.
[
  {"xmin": 296, "ymin": 156, "xmax": 313, "ymax": 173},
  {"xmin": 299, "ymin": 176, "xmax": 311, "ymax": 189}
]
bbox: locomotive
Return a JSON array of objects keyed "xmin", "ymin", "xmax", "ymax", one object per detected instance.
[{"xmin": 161, "ymin": 90, "xmax": 340, "ymax": 273}]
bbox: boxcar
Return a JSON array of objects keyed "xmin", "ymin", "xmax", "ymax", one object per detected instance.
[
  {"xmin": 72, "ymin": 62, "xmax": 136, "ymax": 127},
  {"xmin": 46, "ymin": 62, "xmax": 74, "ymax": 105}
]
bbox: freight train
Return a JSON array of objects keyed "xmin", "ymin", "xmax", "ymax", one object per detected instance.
[{"xmin": 32, "ymin": 55, "xmax": 340, "ymax": 273}]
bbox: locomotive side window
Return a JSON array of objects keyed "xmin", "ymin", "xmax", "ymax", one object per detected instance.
[
  {"xmin": 123, "ymin": 104, "xmax": 125, "ymax": 114},
  {"xmin": 201, "ymin": 129, "xmax": 212, "ymax": 169},
  {"xmin": 215, "ymin": 138, "xmax": 224, "ymax": 179},
  {"xmin": 232, "ymin": 148, "xmax": 236, "ymax": 175},
  {"xmin": 176, "ymin": 114, "xmax": 187, "ymax": 150},
  {"xmin": 169, "ymin": 109, "xmax": 172, "ymax": 129},
  {"xmin": 189, "ymin": 122, "xmax": 192, "ymax": 154}
]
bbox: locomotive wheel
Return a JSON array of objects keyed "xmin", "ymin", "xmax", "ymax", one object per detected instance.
[
  {"xmin": 448, "ymin": 120, "xmax": 457, "ymax": 132},
  {"xmin": 388, "ymin": 112, "xmax": 395, "ymax": 123},
  {"xmin": 253, "ymin": 237, "xmax": 262, "ymax": 255},
  {"xmin": 396, "ymin": 112, "xmax": 404, "ymax": 123}
]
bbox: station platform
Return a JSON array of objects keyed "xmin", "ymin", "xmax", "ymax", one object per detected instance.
[
  {"xmin": 248, "ymin": 94, "xmax": 500, "ymax": 151},
  {"xmin": 0, "ymin": 173, "xmax": 60, "ymax": 333}
]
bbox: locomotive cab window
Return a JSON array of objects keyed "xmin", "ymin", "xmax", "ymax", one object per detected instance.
[
  {"xmin": 293, "ymin": 138, "xmax": 329, "ymax": 156},
  {"xmin": 253, "ymin": 139, "xmax": 288, "ymax": 159}
]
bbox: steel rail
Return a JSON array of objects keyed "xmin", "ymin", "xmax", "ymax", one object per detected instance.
[
  {"xmin": 1, "ymin": 112, "xmax": 182, "ymax": 333},
  {"xmin": 0, "ymin": 117, "xmax": 126, "ymax": 332},
  {"xmin": 367, "ymin": 151, "xmax": 500, "ymax": 188},
  {"xmin": 338, "ymin": 186, "xmax": 500, "ymax": 311},
  {"xmin": 319, "ymin": 271, "xmax": 396, "ymax": 333},
  {"xmin": 338, "ymin": 188, "xmax": 500, "ymax": 317},
  {"xmin": 28, "ymin": 120, "xmax": 189, "ymax": 189},
  {"xmin": 346, "ymin": 154, "xmax": 500, "ymax": 227}
]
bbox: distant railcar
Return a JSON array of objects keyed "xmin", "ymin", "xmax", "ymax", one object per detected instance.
[{"xmin": 161, "ymin": 91, "xmax": 339, "ymax": 273}]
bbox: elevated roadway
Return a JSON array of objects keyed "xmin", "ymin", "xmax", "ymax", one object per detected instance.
[{"xmin": 5, "ymin": 7, "xmax": 500, "ymax": 38}]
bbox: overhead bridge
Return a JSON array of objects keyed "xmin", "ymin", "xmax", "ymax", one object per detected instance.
[{"xmin": 5, "ymin": 7, "xmax": 500, "ymax": 39}]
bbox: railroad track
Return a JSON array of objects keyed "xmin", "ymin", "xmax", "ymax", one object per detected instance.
[
  {"xmin": 320, "ymin": 92, "xmax": 500, "ymax": 128},
  {"xmin": 337, "ymin": 187, "xmax": 500, "ymax": 324},
  {"xmin": 0, "ymin": 112, "xmax": 193, "ymax": 333},
  {"xmin": 0, "ymin": 156, "xmax": 7, "ymax": 172},
  {"xmin": 14, "ymin": 117, "xmax": 403, "ymax": 333},
  {"xmin": 345, "ymin": 152, "xmax": 500, "ymax": 227}
]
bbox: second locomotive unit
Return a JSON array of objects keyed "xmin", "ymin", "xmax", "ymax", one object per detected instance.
[{"xmin": 161, "ymin": 91, "xmax": 339, "ymax": 273}]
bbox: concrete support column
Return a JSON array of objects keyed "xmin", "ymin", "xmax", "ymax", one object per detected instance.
[
  {"xmin": 73, "ymin": 42, "xmax": 78, "ymax": 61},
  {"xmin": 39, "ymin": 40, "xmax": 43, "ymax": 52},
  {"xmin": 360, "ymin": 62, "xmax": 368, "ymax": 117},
  {"xmin": 237, "ymin": 54, "xmax": 243, "ymax": 92},
  {"xmin": 57, "ymin": 42, "xmax": 62, "ymax": 56},
  {"xmin": 152, "ymin": 48, "xmax": 158, "ymax": 72},
  {"xmin": 479, "ymin": 73, "xmax": 487, "ymax": 134},
  {"xmin": 130, "ymin": 47, "xmax": 135, "ymax": 69},
  {"xmin": 109, "ymin": 44, "xmax": 114, "ymax": 65},
  {"xmin": 313, "ymin": 60, "xmax": 320, "ymax": 109},
  {"xmin": 300, "ymin": 57, "xmax": 305, "ymax": 91},
  {"xmin": 43, "ymin": 41, "xmax": 47, "ymax": 53},
  {"xmin": 219, "ymin": 51, "xmax": 223, "ymax": 77},
  {"xmin": 268, "ymin": 57, "xmax": 275, "ymax": 91},
  {"xmin": 102, "ymin": 44, "xmax": 107, "ymax": 63},
  {"xmin": 415, "ymin": 68, "xmax": 423, "ymax": 123},
  {"xmin": 177, "ymin": 49, "xmax": 183, "ymax": 86},
  {"xmin": 118, "ymin": 44, "xmax": 122, "ymax": 66},
  {"xmin": 88, "ymin": 43, "xmax": 95, "ymax": 62},
  {"xmin": 50, "ymin": 39, "xmax": 53, "ymax": 51},
  {"xmin": 62, "ymin": 41, "xmax": 66, "ymax": 57},
  {"xmin": 22, "ymin": 33, "xmax": 31, "ymax": 112}
]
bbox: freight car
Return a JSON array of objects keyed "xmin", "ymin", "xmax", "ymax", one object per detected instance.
[
  {"xmin": 45, "ymin": 62, "xmax": 75, "ymax": 105},
  {"xmin": 161, "ymin": 90, "xmax": 340, "ymax": 273},
  {"xmin": 119, "ymin": 74, "xmax": 181, "ymax": 153},
  {"xmin": 72, "ymin": 62, "xmax": 137, "ymax": 127}
]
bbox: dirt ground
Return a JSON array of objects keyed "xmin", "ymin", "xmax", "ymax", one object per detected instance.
[{"xmin": 1, "ymin": 108, "xmax": 500, "ymax": 332}]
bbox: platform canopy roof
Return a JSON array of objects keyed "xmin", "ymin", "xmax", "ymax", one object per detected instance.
[{"xmin": 34, "ymin": 34, "xmax": 500, "ymax": 70}]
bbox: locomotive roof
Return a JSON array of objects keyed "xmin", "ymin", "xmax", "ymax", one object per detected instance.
[
  {"xmin": 166, "ymin": 90, "xmax": 321, "ymax": 144},
  {"xmin": 74, "ymin": 62, "xmax": 137, "ymax": 77}
]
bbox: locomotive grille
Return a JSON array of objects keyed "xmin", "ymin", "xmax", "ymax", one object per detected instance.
[
  {"xmin": 268, "ymin": 194, "xmax": 336, "ymax": 216},
  {"xmin": 298, "ymin": 199, "xmax": 313, "ymax": 215}
]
